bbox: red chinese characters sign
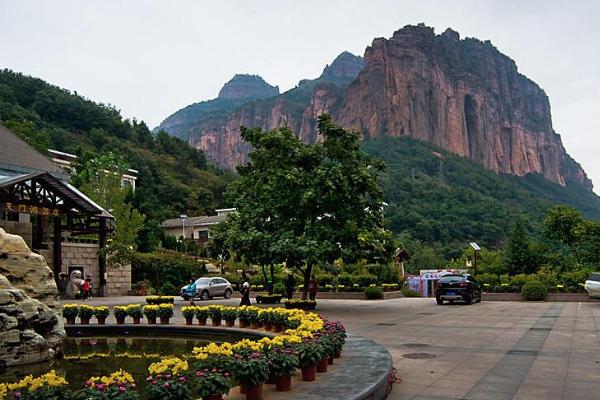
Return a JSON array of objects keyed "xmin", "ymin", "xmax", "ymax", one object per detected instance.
[{"xmin": 1, "ymin": 202, "xmax": 61, "ymax": 217}]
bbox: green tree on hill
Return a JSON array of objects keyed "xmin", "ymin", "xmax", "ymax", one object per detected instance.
[{"xmin": 215, "ymin": 114, "xmax": 393, "ymax": 297}]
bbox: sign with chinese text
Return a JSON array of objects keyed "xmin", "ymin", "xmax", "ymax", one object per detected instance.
[{"xmin": 1, "ymin": 202, "xmax": 61, "ymax": 216}]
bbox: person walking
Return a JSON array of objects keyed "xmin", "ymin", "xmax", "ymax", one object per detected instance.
[
  {"xmin": 186, "ymin": 278, "xmax": 197, "ymax": 306},
  {"xmin": 240, "ymin": 276, "xmax": 251, "ymax": 306},
  {"xmin": 308, "ymin": 275, "xmax": 318, "ymax": 301},
  {"xmin": 285, "ymin": 272, "xmax": 295, "ymax": 300}
]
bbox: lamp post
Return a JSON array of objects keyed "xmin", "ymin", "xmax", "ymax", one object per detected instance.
[
  {"xmin": 180, "ymin": 214, "xmax": 188, "ymax": 253},
  {"xmin": 180, "ymin": 214, "xmax": 188, "ymax": 239},
  {"xmin": 469, "ymin": 242, "xmax": 481, "ymax": 276}
]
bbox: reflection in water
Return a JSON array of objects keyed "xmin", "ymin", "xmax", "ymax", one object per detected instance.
[{"xmin": 0, "ymin": 336, "xmax": 217, "ymax": 396}]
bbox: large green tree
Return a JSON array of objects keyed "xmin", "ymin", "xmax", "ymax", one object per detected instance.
[
  {"xmin": 219, "ymin": 114, "xmax": 393, "ymax": 297},
  {"xmin": 73, "ymin": 152, "xmax": 145, "ymax": 265}
]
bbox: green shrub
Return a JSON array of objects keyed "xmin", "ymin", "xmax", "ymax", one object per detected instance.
[
  {"xmin": 560, "ymin": 269, "xmax": 590, "ymax": 293},
  {"xmin": 366, "ymin": 264, "xmax": 399, "ymax": 284},
  {"xmin": 160, "ymin": 282, "xmax": 178, "ymax": 296},
  {"xmin": 249, "ymin": 274, "xmax": 264, "ymax": 287},
  {"xmin": 364, "ymin": 286, "xmax": 384, "ymax": 300},
  {"xmin": 316, "ymin": 273, "xmax": 335, "ymax": 287},
  {"xmin": 356, "ymin": 274, "xmax": 376, "ymax": 288},
  {"xmin": 273, "ymin": 282, "xmax": 285, "ymax": 295},
  {"xmin": 401, "ymin": 287, "xmax": 420, "ymax": 297},
  {"xmin": 521, "ymin": 280, "xmax": 548, "ymax": 301},
  {"xmin": 337, "ymin": 273, "xmax": 356, "ymax": 288},
  {"xmin": 510, "ymin": 274, "xmax": 533, "ymax": 292},
  {"xmin": 477, "ymin": 273, "xmax": 500, "ymax": 289}
]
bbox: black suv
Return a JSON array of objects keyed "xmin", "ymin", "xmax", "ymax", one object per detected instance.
[{"xmin": 435, "ymin": 275, "xmax": 482, "ymax": 305}]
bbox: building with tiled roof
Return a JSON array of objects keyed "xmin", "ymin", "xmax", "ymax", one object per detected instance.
[{"xmin": 161, "ymin": 208, "xmax": 235, "ymax": 244}]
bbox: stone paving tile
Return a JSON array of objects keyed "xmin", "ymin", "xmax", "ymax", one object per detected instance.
[{"xmin": 69, "ymin": 297, "xmax": 600, "ymax": 400}]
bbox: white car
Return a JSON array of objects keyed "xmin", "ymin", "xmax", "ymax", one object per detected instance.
[{"xmin": 584, "ymin": 273, "xmax": 600, "ymax": 298}]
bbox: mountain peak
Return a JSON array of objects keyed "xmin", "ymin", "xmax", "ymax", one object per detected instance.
[
  {"xmin": 218, "ymin": 74, "xmax": 279, "ymax": 100},
  {"xmin": 319, "ymin": 51, "xmax": 365, "ymax": 82}
]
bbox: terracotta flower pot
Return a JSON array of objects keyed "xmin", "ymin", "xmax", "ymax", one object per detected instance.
[
  {"xmin": 96, "ymin": 317, "xmax": 106, "ymax": 325},
  {"xmin": 264, "ymin": 322, "xmax": 273, "ymax": 331},
  {"xmin": 185, "ymin": 317, "xmax": 193, "ymax": 326},
  {"xmin": 116, "ymin": 317, "xmax": 125, "ymax": 325},
  {"xmin": 244, "ymin": 382, "xmax": 263, "ymax": 400},
  {"xmin": 147, "ymin": 316, "xmax": 156, "ymax": 324},
  {"xmin": 250, "ymin": 321, "xmax": 259, "ymax": 329},
  {"xmin": 66, "ymin": 318, "xmax": 76, "ymax": 325},
  {"xmin": 133, "ymin": 317, "xmax": 141, "ymax": 325},
  {"xmin": 275, "ymin": 375, "xmax": 292, "ymax": 392},
  {"xmin": 301, "ymin": 364, "xmax": 317, "ymax": 381},
  {"xmin": 79, "ymin": 317, "xmax": 90, "ymax": 325},
  {"xmin": 328, "ymin": 356, "xmax": 334, "ymax": 365},
  {"xmin": 334, "ymin": 350, "xmax": 342, "ymax": 358},
  {"xmin": 160, "ymin": 316, "xmax": 170, "ymax": 325},
  {"xmin": 225, "ymin": 319, "xmax": 235, "ymax": 327},
  {"xmin": 239, "ymin": 320, "xmax": 249, "ymax": 328},
  {"xmin": 272, "ymin": 324, "xmax": 283, "ymax": 333},
  {"xmin": 212, "ymin": 319, "xmax": 221, "ymax": 326},
  {"xmin": 205, "ymin": 394, "xmax": 223, "ymax": 400},
  {"xmin": 317, "ymin": 357, "xmax": 329, "ymax": 373},
  {"xmin": 198, "ymin": 318, "xmax": 207, "ymax": 326}
]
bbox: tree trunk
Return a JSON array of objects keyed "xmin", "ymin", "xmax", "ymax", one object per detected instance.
[
  {"xmin": 269, "ymin": 263, "xmax": 275, "ymax": 294},
  {"xmin": 261, "ymin": 263, "xmax": 269, "ymax": 291},
  {"xmin": 302, "ymin": 263, "xmax": 313, "ymax": 300}
]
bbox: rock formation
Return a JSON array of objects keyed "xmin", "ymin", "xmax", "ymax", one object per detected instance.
[
  {"xmin": 158, "ymin": 25, "xmax": 591, "ymax": 190},
  {"xmin": 218, "ymin": 74, "xmax": 279, "ymax": 100},
  {"xmin": 0, "ymin": 228, "xmax": 65, "ymax": 367},
  {"xmin": 336, "ymin": 25, "xmax": 590, "ymax": 188}
]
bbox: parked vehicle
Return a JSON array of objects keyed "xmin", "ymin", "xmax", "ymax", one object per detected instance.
[
  {"xmin": 181, "ymin": 277, "xmax": 233, "ymax": 300},
  {"xmin": 584, "ymin": 273, "xmax": 600, "ymax": 299},
  {"xmin": 435, "ymin": 274, "xmax": 482, "ymax": 305}
]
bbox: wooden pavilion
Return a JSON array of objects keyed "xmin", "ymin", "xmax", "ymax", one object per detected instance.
[{"xmin": 0, "ymin": 124, "xmax": 114, "ymax": 293}]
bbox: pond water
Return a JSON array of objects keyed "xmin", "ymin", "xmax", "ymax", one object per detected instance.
[{"xmin": 0, "ymin": 336, "xmax": 219, "ymax": 395}]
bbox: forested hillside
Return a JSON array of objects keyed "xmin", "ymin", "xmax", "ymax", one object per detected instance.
[
  {"xmin": 364, "ymin": 137, "xmax": 600, "ymax": 260},
  {"xmin": 0, "ymin": 69, "xmax": 233, "ymax": 250}
]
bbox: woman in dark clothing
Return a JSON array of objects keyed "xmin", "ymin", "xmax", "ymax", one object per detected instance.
[
  {"xmin": 285, "ymin": 272, "xmax": 295, "ymax": 300},
  {"xmin": 240, "ymin": 277, "xmax": 251, "ymax": 306}
]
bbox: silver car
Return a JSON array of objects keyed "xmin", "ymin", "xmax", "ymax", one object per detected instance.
[
  {"xmin": 584, "ymin": 273, "xmax": 600, "ymax": 299},
  {"xmin": 181, "ymin": 277, "xmax": 233, "ymax": 300}
]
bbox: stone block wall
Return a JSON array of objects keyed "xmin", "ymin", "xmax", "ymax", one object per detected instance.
[
  {"xmin": 106, "ymin": 264, "xmax": 132, "ymax": 297},
  {"xmin": 60, "ymin": 243, "xmax": 100, "ymax": 295}
]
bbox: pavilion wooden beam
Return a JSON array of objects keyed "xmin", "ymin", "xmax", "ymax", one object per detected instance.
[
  {"xmin": 52, "ymin": 216, "xmax": 61, "ymax": 285},
  {"xmin": 98, "ymin": 216, "xmax": 107, "ymax": 296}
]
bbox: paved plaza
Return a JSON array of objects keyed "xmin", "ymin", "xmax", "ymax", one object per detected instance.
[{"xmin": 68, "ymin": 297, "xmax": 600, "ymax": 400}]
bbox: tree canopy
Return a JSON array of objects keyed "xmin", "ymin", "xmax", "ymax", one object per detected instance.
[{"xmin": 213, "ymin": 114, "xmax": 393, "ymax": 295}]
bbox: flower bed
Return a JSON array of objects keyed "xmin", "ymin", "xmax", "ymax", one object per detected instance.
[
  {"xmin": 255, "ymin": 294, "xmax": 283, "ymax": 304},
  {"xmin": 10, "ymin": 306, "xmax": 347, "ymax": 399},
  {"xmin": 145, "ymin": 296, "xmax": 175, "ymax": 305},
  {"xmin": 284, "ymin": 299, "xmax": 317, "ymax": 310}
]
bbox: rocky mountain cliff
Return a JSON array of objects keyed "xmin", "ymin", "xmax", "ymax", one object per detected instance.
[
  {"xmin": 158, "ymin": 25, "xmax": 591, "ymax": 190},
  {"xmin": 157, "ymin": 74, "xmax": 280, "ymax": 140}
]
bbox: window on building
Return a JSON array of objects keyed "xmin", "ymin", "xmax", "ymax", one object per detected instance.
[{"xmin": 198, "ymin": 231, "xmax": 209, "ymax": 240}]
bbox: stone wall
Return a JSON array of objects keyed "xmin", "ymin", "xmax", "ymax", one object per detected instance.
[{"xmin": 106, "ymin": 264, "xmax": 132, "ymax": 297}]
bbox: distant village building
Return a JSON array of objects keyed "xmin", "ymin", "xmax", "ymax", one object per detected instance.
[
  {"xmin": 0, "ymin": 124, "xmax": 133, "ymax": 296},
  {"xmin": 48, "ymin": 149, "xmax": 138, "ymax": 190},
  {"xmin": 161, "ymin": 208, "xmax": 235, "ymax": 245}
]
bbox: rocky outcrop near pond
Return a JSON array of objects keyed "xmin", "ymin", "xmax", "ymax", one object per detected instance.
[{"xmin": 0, "ymin": 228, "xmax": 64, "ymax": 367}]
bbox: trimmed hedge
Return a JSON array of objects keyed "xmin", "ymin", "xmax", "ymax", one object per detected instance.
[
  {"xmin": 364, "ymin": 286, "xmax": 384, "ymax": 300},
  {"xmin": 521, "ymin": 280, "xmax": 548, "ymax": 301}
]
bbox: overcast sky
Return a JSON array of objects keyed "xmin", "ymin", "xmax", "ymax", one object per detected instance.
[{"xmin": 1, "ymin": 0, "xmax": 599, "ymax": 191}]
